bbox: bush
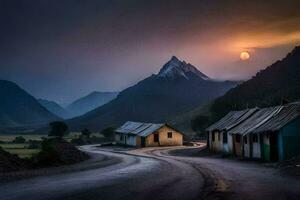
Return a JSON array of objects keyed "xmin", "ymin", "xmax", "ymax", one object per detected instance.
[
  {"xmin": 33, "ymin": 138, "xmax": 89, "ymax": 167},
  {"xmin": 191, "ymin": 115, "xmax": 210, "ymax": 134},
  {"xmin": 48, "ymin": 121, "xmax": 69, "ymax": 138},
  {"xmin": 101, "ymin": 127, "xmax": 115, "ymax": 138},
  {"xmin": 81, "ymin": 128, "xmax": 91, "ymax": 138},
  {"xmin": 13, "ymin": 136, "xmax": 26, "ymax": 143},
  {"xmin": 28, "ymin": 140, "xmax": 41, "ymax": 149}
]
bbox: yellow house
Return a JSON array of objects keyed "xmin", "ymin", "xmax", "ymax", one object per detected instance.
[{"xmin": 115, "ymin": 121, "xmax": 183, "ymax": 147}]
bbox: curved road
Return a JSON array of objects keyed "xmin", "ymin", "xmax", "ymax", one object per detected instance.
[
  {"xmin": 0, "ymin": 145, "xmax": 205, "ymax": 200},
  {"xmin": 1, "ymin": 145, "xmax": 300, "ymax": 200}
]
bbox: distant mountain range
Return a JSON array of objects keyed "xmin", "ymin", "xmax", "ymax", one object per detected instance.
[
  {"xmin": 67, "ymin": 56, "xmax": 237, "ymax": 131},
  {"xmin": 66, "ymin": 91, "xmax": 119, "ymax": 117},
  {"xmin": 211, "ymin": 46, "xmax": 300, "ymax": 120},
  {"xmin": 38, "ymin": 99, "xmax": 71, "ymax": 119},
  {"xmin": 0, "ymin": 80, "xmax": 60, "ymax": 128}
]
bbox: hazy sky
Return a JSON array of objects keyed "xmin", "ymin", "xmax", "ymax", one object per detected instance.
[{"xmin": 1, "ymin": 0, "xmax": 300, "ymax": 103}]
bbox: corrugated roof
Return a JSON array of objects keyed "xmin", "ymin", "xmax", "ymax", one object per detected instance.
[
  {"xmin": 229, "ymin": 106, "xmax": 282, "ymax": 135},
  {"xmin": 253, "ymin": 102, "xmax": 300, "ymax": 134},
  {"xmin": 206, "ymin": 108, "xmax": 258, "ymax": 132},
  {"xmin": 115, "ymin": 121, "xmax": 165, "ymax": 137}
]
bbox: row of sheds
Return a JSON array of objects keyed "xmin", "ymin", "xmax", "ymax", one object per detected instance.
[{"xmin": 206, "ymin": 102, "xmax": 300, "ymax": 161}]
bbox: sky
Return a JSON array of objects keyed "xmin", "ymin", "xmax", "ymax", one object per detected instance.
[{"xmin": 0, "ymin": 0, "xmax": 300, "ymax": 104}]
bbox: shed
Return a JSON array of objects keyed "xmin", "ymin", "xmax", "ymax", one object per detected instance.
[
  {"xmin": 229, "ymin": 106, "xmax": 282, "ymax": 158},
  {"xmin": 115, "ymin": 121, "xmax": 183, "ymax": 147},
  {"xmin": 252, "ymin": 102, "xmax": 300, "ymax": 161},
  {"xmin": 206, "ymin": 108, "xmax": 258, "ymax": 153}
]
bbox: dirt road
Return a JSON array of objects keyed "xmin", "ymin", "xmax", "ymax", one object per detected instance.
[{"xmin": 0, "ymin": 145, "xmax": 300, "ymax": 200}]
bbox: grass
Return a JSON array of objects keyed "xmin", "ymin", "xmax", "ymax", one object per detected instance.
[
  {"xmin": 0, "ymin": 134, "xmax": 46, "ymax": 142},
  {"xmin": 4, "ymin": 148, "xmax": 40, "ymax": 158},
  {"xmin": 0, "ymin": 143, "xmax": 40, "ymax": 159},
  {"xmin": 0, "ymin": 132, "xmax": 105, "ymax": 158}
]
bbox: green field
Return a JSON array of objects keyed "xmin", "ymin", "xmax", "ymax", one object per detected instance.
[
  {"xmin": 0, "ymin": 143, "xmax": 40, "ymax": 158},
  {"xmin": 0, "ymin": 132, "xmax": 105, "ymax": 158},
  {"xmin": 0, "ymin": 134, "xmax": 46, "ymax": 142}
]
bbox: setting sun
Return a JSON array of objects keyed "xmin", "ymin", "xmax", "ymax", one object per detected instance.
[{"xmin": 240, "ymin": 51, "xmax": 250, "ymax": 61}]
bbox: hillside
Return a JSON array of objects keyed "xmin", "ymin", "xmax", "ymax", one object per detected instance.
[
  {"xmin": 38, "ymin": 99, "xmax": 71, "ymax": 119},
  {"xmin": 0, "ymin": 80, "xmax": 60, "ymax": 128},
  {"xmin": 67, "ymin": 56, "xmax": 237, "ymax": 131},
  {"xmin": 66, "ymin": 91, "xmax": 118, "ymax": 117},
  {"xmin": 211, "ymin": 46, "xmax": 300, "ymax": 120}
]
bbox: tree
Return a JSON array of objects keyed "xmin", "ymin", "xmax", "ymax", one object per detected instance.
[
  {"xmin": 48, "ymin": 121, "xmax": 69, "ymax": 138},
  {"xmin": 81, "ymin": 128, "xmax": 91, "ymax": 138},
  {"xmin": 191, "ymin": 115, "xmax": 210, "ymax": 134},
  {"xmin": 101, "ymin": 127, "xmax": 115, "ymax": 138},
  {"xmin": 13, "ymin": 136, "xmax": 26, "ymax": 143}
]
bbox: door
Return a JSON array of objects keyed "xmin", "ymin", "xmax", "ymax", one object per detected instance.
[
  {"xmin": 141, "ymin": 137, "xmax": 145, "ymax": 147},
  {"xmin": 270, "ymin": 134, "xmax": 278, "ymax": 161},
  {"xmin": 154, "ymin": 133, "xmax": 159, "ymax": 143}
]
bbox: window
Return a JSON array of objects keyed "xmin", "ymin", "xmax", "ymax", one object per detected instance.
[
  {"xmin": 223, "ymin": 132, "xmax": 228, "ymax": 143},
  {"xmin": 218, "ymin": 132, "xmax": 221, "ymax": 141},
  {"xmin": 212, "ymin": 132, "xmax": 215, "ymax": 142},
  {"xmin": 168, "ymin": 132, "xmax": 173, "ymax": 138},
  {"xmin": 120, "ymin": 134, "xmax": 123, "ymax": 141},
  {"xmin": 236, "ymin": 135, "xmax": 241, "ymax": 143},
  {"xmin": 244, "ymin": 136, "xmax": 248, "ymax": 144},
  {"xmin": 154, "ymin": 133, "xmax": 159, "ymax": 142},
  {"xmin": 253, "ymin": 134, "xmax": 258, "ymax": 143}
]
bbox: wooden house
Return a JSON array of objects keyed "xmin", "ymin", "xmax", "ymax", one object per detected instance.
[
  {"xmin": 229, "ymin": 106, "xmax": 282, "ymax": 158},
  {"xmin": 251, "ymin": 102, "xmax": 300, "ymax": 161},
  {"xmin": 115, "ymin": 121, "xmax": 183, "ymax": 147},
  {"xmin": 209, "ymin": 102, "xmax": 300, "ymax": 161},
  {"xmin": 206, "ymin": 108, "xmax": 257, "ymax": 154}
]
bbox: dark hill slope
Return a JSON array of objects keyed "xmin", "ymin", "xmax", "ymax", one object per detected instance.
[
  {"xmin": 0, "ymin": 80, "xmax": 60, "ymax": 128},
  {"xmin": 38, "ymin": 99, "xmax": 71, "ymax": 119},
  {"xmin": 211, "ymin": 46, "xmax": 300, "ymax": 120}
]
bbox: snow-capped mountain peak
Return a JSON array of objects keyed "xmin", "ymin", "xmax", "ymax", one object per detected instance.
[{"xmin": 158, "ymin": 56, "xmax": 210, "ymax": 80}]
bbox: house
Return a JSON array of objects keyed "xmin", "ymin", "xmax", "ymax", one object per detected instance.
[
  {"xmin": 228, "ymin": 106, "xmax": 282, "ymax": 158},
  {"xmin": 206, "ymin": 108, "xmax": 257, "ymax": 154},
  {"xmin": 207, "ymin": 102, "xmax": 300, "ymax": 161},
  {"xmin": 252, "ymin": 102, "xmax": 300, "ymax": 161},
  {"xmin": 115, "ymin": 121, "xmax": 183, "ymax": 147}
]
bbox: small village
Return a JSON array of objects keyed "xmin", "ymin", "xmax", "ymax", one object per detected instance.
[{"xmin": 1, "ymin": 1, "xmax": 300, "ymax": 200}]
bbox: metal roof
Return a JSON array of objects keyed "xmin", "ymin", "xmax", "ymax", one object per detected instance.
[
  {"xmin": 115, "ymin": 121, "xmax": 165, "ymax": 137},
  {"xmin": 206, "ymin": 108, "xmax": 258, "ymax": 132},
  {"xmin": 229, "ymin": 106, "xmax": 282, "ymax": 135},
  {"xmin": 253, "ymin": 102, "xmax": 300, "ymax": 134}
]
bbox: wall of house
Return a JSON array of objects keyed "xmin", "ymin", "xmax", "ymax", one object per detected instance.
[
  {"xmin": 115, "ymin": 133, "xmax": 137, "ymax": 146},
  {"xmin": 233, "ymin": 134, "xmax": 243, "ymax": 157},
  {"xmin": 227, "ymin": 133, "xmax": 233, "ymax": 154},
  {"xmin": 252, "ymin": 134, "xmax": 261, "ymax": 159},
  {"xmin": 145, "ymin": 126, "xmax": 183, "ymax": 147},
  {"xmin": 263, "ymin": 134, "xmax": 270, "ymax": 161},
  {"xmin": 127, "ymin": 135, "xmax": 137, "ymax": 146},
  {"xmin": 136, "ymin": 136, "xmax": 141, "ymax": 147},
  {"xmin": 115, "ymin": 133, "xmax": 124, "ymax": 144},
  {"xmin": 278, "ymin": 117, "xmax": 300, "ymax": 161},
  {"xmin": 243, "ymin": 134, "xmax": 250, "ymax": 158},
  {"xmin": 211, "ymin": 131, "xmax": 223, "ymax": 152}
]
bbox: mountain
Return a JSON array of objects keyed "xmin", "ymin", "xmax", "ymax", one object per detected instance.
[
  {"xmin": 211, "ymin": 46, "xmax": 300, "ymax": 120},
  {"xmin": 0, "ymin": 80, "xmax": 60, "ymax": 128},
  {"xmin": 38, "ymin": 99, "xmax": 71, "ymax": 119},
  {"xmin": 66, "ymin": 91, "xmax": 119, "ymax": 117},
  {"xmin": 67, "ymin": 56, "xmax": 237, "ymax": 131}
]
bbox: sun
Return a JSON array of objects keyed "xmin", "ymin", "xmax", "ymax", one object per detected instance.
[{"xmin": 240, "ymin": 51, "xmax": 250, "ymax": 61}]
